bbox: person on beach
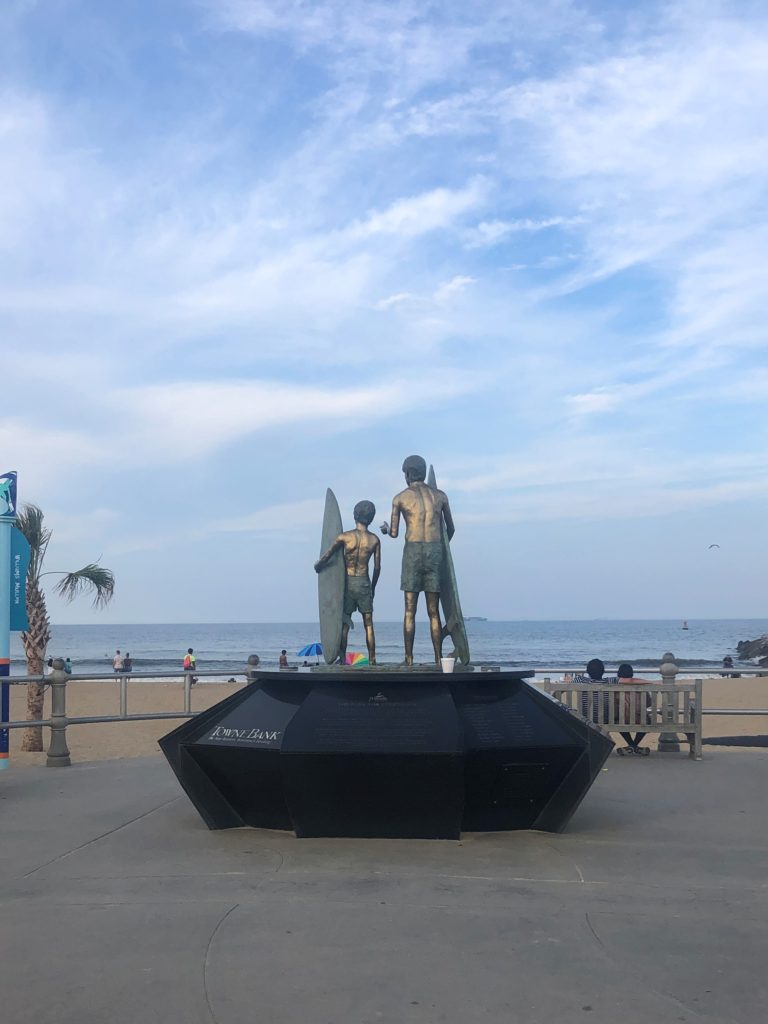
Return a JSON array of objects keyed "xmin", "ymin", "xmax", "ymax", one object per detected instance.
[
  {"xmin": 123, "ymin": 653, "xmax": 133, "ymax": 674},
  {"xmin": 113, "ymin": 649, "xmax": 124, "ymax": 674},
  {"xmin": 279, "ymin": 650, "xmax": 289, "ymax": 670},
  {"xmin": 44, "ymin": 658, "xmax": 53, "ymax": 677},
  {"xmin": 616, "ymin": 662, "xmax": 651, "ymax": 756},
  {"xmin": 183, "ymin": 648, "xmax": 197, "ymax": 684},
  {"xmin": 315, "ymin": 499, "xmax": 381, "ymax": 666},
  {"xmin": 64, "ymin": 657, "xmax": 72, "ymax": 674},
  {"xmin": 721, "ymin": 655, "xmax": 740, "ymax": 678}
]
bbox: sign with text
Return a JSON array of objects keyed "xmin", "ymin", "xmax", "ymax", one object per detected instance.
[{"xmin": 10, "ymin": 529, "xmax": 30, "ymax": 632}]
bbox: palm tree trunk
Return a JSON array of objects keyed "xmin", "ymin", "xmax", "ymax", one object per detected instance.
[{"xmin": 21, "ymin": 578, "xmax": 51, "ymax": 753}]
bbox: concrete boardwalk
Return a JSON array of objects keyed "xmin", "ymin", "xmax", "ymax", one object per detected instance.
[{"xmin": 2, "ymin": 750, "xmax": 767, "ymax": 1024}]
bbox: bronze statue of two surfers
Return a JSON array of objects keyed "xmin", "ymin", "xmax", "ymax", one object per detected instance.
[{"xmin": 315, "ymin": 455, "xmax": 470, "ymax": 667}]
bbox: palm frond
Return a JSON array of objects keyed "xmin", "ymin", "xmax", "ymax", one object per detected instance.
[
  {"xmin": 54, "ymin": 564, "xmax": 116, "ymax": 608},
  {"xmin": 14, "ymin": 504, "xmax": 51, "ymax": 581}
]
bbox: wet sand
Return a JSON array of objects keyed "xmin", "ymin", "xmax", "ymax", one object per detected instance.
[{"xmin": 6, "ymin": 674, "xmax": 768, "ymax": 767}]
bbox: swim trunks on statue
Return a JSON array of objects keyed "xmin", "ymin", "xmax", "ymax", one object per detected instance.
[
  {"xmin": 343, "ymin": 575, "xmax": 373, "ymax": 625},
  {"xmin": 400, "ymin": 540, "xmax": 443, "ymax": 593}
]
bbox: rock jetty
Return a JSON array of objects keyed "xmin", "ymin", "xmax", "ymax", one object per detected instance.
[{"xmin": 736, "ymin": 635, "xmax": 768, "ymax": 665}]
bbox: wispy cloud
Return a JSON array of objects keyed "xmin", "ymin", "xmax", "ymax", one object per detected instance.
[
  {"xmin": 4, "ymin": 372, "xmax": 487, "ymax": 488},
  {"xmin": 465, "ymin": 217, "xmax": 583, "ymax": 249},
  {"xmin": 347, "ymin": 180, "xmax": 487, "ymax": 240}
]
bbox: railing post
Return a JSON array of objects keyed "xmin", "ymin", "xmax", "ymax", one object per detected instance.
[
  {"xmin": 46, "ymin": 660, "xmax": 71, "ymax": 767},
  {"xmin": 657, "ymin": 651, "xmax": 680, "ymax": 752},
  {"xmin": 119, "ymin": 675, "xmax": 128, "ymax": 718},
  {"xmin": 246, "ymin": 654, "xmax": 260, "ymax": 683},
  {"xmin": 183, "ymin": 673, "xmax": 192, "ymax": 714},
  {"xmin": 693, "ymin": 678, "xmax": 703, "ymax": 760}
]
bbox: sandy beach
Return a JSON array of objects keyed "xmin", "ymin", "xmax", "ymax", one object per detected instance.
[{"xmin": 6, "ymin": 674, "xmax": 768, "ymax": 767}]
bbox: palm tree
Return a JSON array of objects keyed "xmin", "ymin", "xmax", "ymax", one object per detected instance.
[{"xmin": 14, "ymin": 504, "xmax": 115, "ymax": 752}]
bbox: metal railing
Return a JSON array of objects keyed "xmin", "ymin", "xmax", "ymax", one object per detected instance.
[
  {"xmin": 1, "ymin": 669, "xmax": 247, "ymax": 728},
  {"xmin": 1, "ymin": 662, "xmax": 254, "ymax": 767},
  {"xmin": 2, "ymin": 655, "xmax": 767, "ymax": 767}
]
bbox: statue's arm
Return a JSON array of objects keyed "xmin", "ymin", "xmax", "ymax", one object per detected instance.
[
  {"xmin": 381, "ymin": 499, "xmax": 401, "ymax": 538},
  {"xmin": 314, "ymin": 535, "xmax": 343, "ymax": 572},
  {"xmin": 442, "ymin": 495, "xmax": 455, "ymax": 541},
  {"xmin": 371, "ymin": 539, "xmax": 381, "ymax": 596}
]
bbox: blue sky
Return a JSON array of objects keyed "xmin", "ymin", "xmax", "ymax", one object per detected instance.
[{"xmin": 2, "ymin": 0, "xmax": 767, "ymax": 623}]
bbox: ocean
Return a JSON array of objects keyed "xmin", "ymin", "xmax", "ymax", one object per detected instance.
[{"xmin": 9, "ymin": 619, "xmax": 766, "ymax": 676}]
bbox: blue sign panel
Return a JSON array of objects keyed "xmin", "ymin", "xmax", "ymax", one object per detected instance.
[{"xmin": 10, "ymin": 529, "xmax": 30, "ymax": 632}]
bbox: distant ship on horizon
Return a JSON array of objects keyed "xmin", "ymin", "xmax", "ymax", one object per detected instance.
[{"xmin": 465, "ymin": 616, "xmax": 488, "ymax": 622}]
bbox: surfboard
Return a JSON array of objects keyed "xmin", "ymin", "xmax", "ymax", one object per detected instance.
[
  {"xmin": 318, "ymin": 488, "xmax": 345, "ymax": 665},
  {"xmin": 428, "ymin": 466, "xmax": 471, "ymax": 665}
]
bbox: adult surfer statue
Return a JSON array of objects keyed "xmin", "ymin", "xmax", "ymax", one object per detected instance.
[
  {"xmin": 315, "ymin": 500, "xmax": 381, "ymax": 665},
  {"xmin": 380, "ymin": 455, "xmax": 455, "ymax": 665}
]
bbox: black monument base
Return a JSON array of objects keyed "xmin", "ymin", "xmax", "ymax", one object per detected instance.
[{"xmin": 160, "ymin": 670, "xmax": 613, "ymax": 839}]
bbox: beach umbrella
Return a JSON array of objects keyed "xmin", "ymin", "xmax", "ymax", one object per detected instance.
[
  {"xmin": 298, "ymin": 642, "xmax": 323, "ymax": 664},
  {"xmin": 345, "ymin": 652, "xmax": 368, "ymax": 667}
]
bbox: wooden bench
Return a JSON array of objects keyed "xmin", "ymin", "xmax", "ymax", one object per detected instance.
[{"xmin": 541, "ymin": 680, "xmax": 703, "ymax": 760}]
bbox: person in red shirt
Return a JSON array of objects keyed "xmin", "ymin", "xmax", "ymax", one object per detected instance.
[{"xmin": 616, "ymin": 662, "xmax": 651, "ymax": 756}]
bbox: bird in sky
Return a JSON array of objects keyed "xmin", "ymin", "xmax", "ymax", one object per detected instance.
[{"xmin": 708, "ymin": 544, "xmax": 720, "ymax": 549}]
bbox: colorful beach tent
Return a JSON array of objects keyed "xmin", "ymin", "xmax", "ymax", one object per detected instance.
[{"xmin": 345, "ymin": 652, "xmax": 368, "ymax": 666}]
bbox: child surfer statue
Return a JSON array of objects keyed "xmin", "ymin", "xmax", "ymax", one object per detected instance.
[{"xmin": 315, "ymin": 500, "xmax": 381, "ymax": 665}]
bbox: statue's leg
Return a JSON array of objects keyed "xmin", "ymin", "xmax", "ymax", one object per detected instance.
[
  {"xmin": 339, "ymin": 622, "xmax": 350, "ymax": 663},
  {"xmin": 403, "ymin": 592, "xmax": 418, "ymax": 666},
  {"xmin": 363, "ymin": 612, "xmax": 376, "ymax": 665},
  {"xmin": 426, "ymin": 592, "xmax": 442, "ymax": 664}
]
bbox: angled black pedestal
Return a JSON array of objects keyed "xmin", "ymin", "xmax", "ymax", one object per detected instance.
[{"xmin": 160, "ymin": 669, "xmax": 612, "ymax": 839}]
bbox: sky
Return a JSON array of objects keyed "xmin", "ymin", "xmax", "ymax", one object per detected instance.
[{"xmin": 2, "ymin": 0, "xmax": 767, "ymax": 624}]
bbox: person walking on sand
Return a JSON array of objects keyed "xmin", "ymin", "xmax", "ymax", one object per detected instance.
[{"xmin": 183, "ymin": 648, "xmax": 197, "ymax": 684}]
